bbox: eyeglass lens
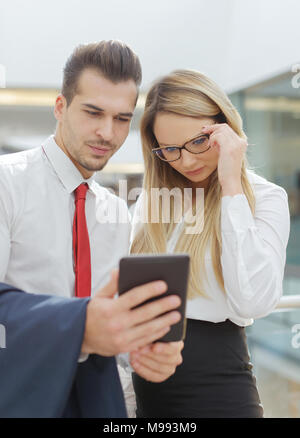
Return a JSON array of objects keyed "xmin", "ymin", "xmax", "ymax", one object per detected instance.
[{"xmin": 156, "ymin": 135, "xmax": 210, "ymax": 161}]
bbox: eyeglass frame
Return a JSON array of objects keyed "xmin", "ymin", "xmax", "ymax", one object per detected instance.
[{"xmin": 151, "ymin": 133, "xmax": 211, "ymax": 162}]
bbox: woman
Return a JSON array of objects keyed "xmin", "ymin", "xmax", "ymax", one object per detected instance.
[{"xmin": 129, "ymin": 69, "xmax": 290, "ymax": 418}]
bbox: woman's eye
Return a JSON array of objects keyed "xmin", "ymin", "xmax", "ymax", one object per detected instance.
[
  {"xmin": 165, "ymin": 147, "xmax": 178, "ymax": 152},
  {"xmin": 193, "ymin": 137, "xmax": 206, "ymax": 145}
]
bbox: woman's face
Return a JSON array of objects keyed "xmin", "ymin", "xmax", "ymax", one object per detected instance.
[{"xmin": 153, "ymin": 112, "xmax": 219, "ymax": 189}]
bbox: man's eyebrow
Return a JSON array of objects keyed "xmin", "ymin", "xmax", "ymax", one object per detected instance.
[
  {"xmin": 81, "ymin": 103, "xmax": 133, "ymax": 117},
  {"xmin": 82, "ymin": 103, "xmax": 104, "ymax": 112}
]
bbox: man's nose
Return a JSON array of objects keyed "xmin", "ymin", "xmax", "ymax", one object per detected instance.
[{"xmin": 95, "ymin": 118, "xmax": 114, "ymax": 142}]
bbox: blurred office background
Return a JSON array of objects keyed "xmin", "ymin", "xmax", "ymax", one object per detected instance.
[{"xmin": 0, "ymin": 0, "xmax": 300, "ymax": 417}]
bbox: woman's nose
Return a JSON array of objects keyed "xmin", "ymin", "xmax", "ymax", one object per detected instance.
[{"xmin": 180, "ymin": 148, "xmax": 203, "ymax": 169}]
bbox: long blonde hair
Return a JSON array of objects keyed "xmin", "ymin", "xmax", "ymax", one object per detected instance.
[{"xmin": 131, "ymin": 69, "xmax": 256, "ymax": 299}]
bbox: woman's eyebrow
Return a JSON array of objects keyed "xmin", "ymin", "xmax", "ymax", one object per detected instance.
[
  {"xmin": 159, "ymin": 132, "xmax": 204, "ymax": 146},
  {"xmin": 158, "ymin": 141, "xmax": 179, "ymax": 147}
]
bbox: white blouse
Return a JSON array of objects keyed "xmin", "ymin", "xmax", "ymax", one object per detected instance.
[{"xmin": 130, "ymin": 169, "xmax": 290, "ymax": 327}]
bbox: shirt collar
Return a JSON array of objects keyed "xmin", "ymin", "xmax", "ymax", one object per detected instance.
[{"xmin": 42, "ymin": 135, "xmax": 97, "ymax": 195}]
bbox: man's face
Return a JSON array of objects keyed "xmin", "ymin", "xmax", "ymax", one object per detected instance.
[{"xmin": 54, "ymin": 68, "xmax": 138, "ymax": 178}]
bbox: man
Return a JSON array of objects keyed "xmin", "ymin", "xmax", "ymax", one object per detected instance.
[{"xmin": 0, "ymin": 40, "xmax": 183, "ymax": 418}]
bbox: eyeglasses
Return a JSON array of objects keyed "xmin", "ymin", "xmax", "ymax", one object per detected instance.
[{"xmin": 152, "ymin": 134, "xmax": 210, "ymax": 162}]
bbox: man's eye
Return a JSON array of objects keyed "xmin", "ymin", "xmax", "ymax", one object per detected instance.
[
  {"xmin": 117, "ymin": 117, "xmax": 130, "ymax": 122},
  {"xmin": 85, "ymin": 111, "xmax": 100, "ymax": 116}
]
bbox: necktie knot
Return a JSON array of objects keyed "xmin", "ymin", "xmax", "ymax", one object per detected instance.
[{"xmin": 75, "ymin": 183, "xmax": 88, "ymax": 201}]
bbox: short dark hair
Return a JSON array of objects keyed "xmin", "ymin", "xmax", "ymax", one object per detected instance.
[{"xmin": 62, "ymin": 40, "xmax": 142, "ymax": 105}]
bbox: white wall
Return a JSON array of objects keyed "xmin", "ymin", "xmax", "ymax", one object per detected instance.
[
  {"xmin": 1, "ymin": 0, "xmax": 299, "ymax": 92},
  {"xmin": 223, "ymin": 0, "xmax": 300, "ymax": 92}
]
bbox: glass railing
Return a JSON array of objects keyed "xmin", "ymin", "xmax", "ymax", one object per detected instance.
[{"xmin": 246, "ymin": 284, "xmax": 300, "ymax": 418}]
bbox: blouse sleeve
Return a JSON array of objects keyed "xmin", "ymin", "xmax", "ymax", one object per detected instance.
[{"xmin": 221, "ymin": 184, "xmax": 290, "ymax": 319}]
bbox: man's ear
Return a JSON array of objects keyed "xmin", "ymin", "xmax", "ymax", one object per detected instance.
[{"xmin": 53, "ymin": 94, "xmax": 67, "ymax": 122}]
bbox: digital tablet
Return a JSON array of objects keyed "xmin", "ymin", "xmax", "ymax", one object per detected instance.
[{"xmin": 118, "ymin": 254, "xmax": 190, "ymax": 342}]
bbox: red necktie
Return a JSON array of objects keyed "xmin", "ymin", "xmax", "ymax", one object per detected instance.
[{"xmin": 73, "ymin": 183, "xmax": 91, "ymax": 297}]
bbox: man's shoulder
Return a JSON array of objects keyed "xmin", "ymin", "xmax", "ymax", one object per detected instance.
[
  {"xmin": 0, "ymin": 147, "xmax": 43, "ymax": 176},
  {"xmin": 91, "ymin": 180, "xmax": 130, "ymax": 210},
  {"xmin": 91, "ymin": 180, "xmax": 132, "ymax": 228}
]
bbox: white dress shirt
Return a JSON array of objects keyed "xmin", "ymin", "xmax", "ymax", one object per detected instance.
[
  {"xmin": 0, "ymin": 135, "xmax": 131, "ymax": 297},
  {"xmin": 130, "ymin": 169, "xmax": 290, "ymax": 327}
]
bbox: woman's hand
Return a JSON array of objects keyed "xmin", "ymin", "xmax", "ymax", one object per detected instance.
[
  {"xmin": 201, "ymin": 123, "xmax": 247, "ymax": 196},
  {"xmin": 130, "ymin": 341, "xmax": 184, "ymax": 383}
]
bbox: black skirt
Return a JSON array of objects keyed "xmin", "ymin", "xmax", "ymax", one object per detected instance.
[{"xmin": 132, "ymin": 318, "xmax": 263, "ymax": 418}]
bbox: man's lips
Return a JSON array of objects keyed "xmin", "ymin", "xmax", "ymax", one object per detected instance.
[
  {"xmin": 87, "ymin": 144, "xmax": 111, "ymax": 156},
  {"xmin": 185, "ymin": 166, "xmax": 205, "ymax": 176}
]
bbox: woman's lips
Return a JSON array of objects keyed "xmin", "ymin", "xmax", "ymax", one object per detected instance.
[
  {"xmin": 87, "ymin": 144, "xmax": 110, "ymax": 156},
  {"xmin": 186, "ymin": 166, "xmax": 205, "ymax": 176}
]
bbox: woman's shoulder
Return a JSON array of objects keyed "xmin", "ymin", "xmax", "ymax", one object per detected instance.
[
  {"xmin": 246, "ymin": 168, "xmax": 274, "ymax": 187},
  {"xmin": 246, "ymin": 168, "xmax": 288, "ymax": 200},
  {"xmin": 245, "ymin": 169, "xmax": 289, "ymax": 225}
]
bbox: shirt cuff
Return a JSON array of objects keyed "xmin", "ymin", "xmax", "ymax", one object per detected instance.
[
  {"xmin": 117, "ymin": 352, "xmax": 134, "ymax": 372},
  {"xmin": 78, "ymin": 352, "xmax": 89, "ymax": 363},
  {"xmin": 221, "ymin": 194, "xmax": 256, "ymax": 233}
]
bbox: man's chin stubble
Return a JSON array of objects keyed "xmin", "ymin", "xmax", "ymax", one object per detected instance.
[{"xmin": 80, "ymin": 158, "xmax": 108, "ymax": 173}]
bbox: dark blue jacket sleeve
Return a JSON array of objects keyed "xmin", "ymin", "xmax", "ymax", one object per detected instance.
[{"xmin": 0, "ymin": 283, "xmax": 127, "ymax": 418}]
